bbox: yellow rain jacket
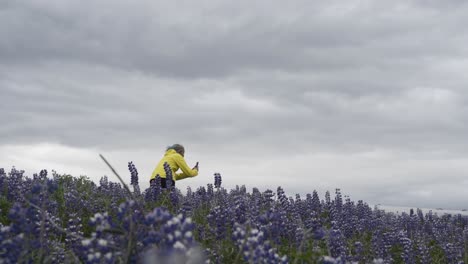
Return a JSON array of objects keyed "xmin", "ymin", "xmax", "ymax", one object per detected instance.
[{"xmin": 150, "ymin": 149, "xmax": 198, "ymax": 181}]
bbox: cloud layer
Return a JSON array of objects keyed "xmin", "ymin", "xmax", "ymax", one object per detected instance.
[{"xmin": 2, "ymin": 0, "xmax": 468, "ymax": 209}]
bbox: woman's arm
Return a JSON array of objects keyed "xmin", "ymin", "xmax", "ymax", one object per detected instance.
[{"xmin": 173, "ymin": 154, "xmax": 198, "ymax": 180}]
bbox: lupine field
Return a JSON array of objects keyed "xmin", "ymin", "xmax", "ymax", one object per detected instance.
[{"xmin": 1, "ymin": 162, "xmax": 468, "ymax": 264}]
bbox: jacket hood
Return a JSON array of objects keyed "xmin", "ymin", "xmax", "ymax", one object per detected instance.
[{"xmin": 165, "ymin": 149, "xmax": 178, "ymax": 156}]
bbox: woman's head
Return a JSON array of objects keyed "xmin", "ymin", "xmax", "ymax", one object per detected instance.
[{"xmin": 167, "ymin": 144, "xmax": 185, "ymax": 156}]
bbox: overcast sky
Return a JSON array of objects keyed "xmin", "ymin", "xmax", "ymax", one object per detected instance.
[{"xmin": 2, "ymin": 0, "xmax": 468, "ymax": 209}]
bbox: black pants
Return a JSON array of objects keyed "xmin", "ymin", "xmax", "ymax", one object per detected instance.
[{"xmin": 150, "ymin": 178, "xmax": 174, "ymax": 188}]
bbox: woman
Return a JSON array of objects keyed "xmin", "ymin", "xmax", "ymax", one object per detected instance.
[{"xmin": 150, "ymin": 144, "xmax": 199, "ymax": 188}]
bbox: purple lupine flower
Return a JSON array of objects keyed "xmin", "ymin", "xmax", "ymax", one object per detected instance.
[
  {"xmin": 356, "ymin": 200, "xmax": 373, "ymax": 233},
  {"xmin": 3, "ymin": 165, "xmax": 468, "ymax": 263},
  {"xmin": 179, "ymin": 198, "xmax": 193, "ymax": 217},
  {"xmin": 325, "ymin": 190, "xmax": 331, "ymax": 208},
  {"xmin": 263, "ymin": 189, "xmax": 274, "ymax": 208},
  {"xmin": 398, "ymin": 231, "xmax": 415, "ymax": 264},
  {"xmin": 34, "ymin": 169, "xmax": 48, "ymax": 181},
  {"xmin": 312, "ymin": 190, "xmax": 321, "ymax": 212},
  {"xmin": 79, "ymin": 225, "xmax": 116, "ymax": 264},
  {"xmin": 252, "ymin": 187, "xmax": 260, "ymax": 195},
  {"xmin": 341, "ymin": 196, "xmax": 357, "ymax": 239},
  {"xmin": 353, "ymin": 241, "xmax": 364, "ymax": 263},
  {"xmin": 163, "ymin": 162, "xmax": 173, "ymax": 189},
  {"xmin": 128, "ymin": 161, "xmax": 140, "ymax": 194},
  {"xmin": 1, "ymin": 203, "xmax": 28, "ymax": 262},
  {"xmin": 99, "ymin": 175, "xmax": 109, "ymax": 189},
  {"xmin": 170, "ymin": 188, "xmax": 180, "ymax": 208},
  {"xmin": 276, "ymin": 186, "xmax": 288, "ymax": 210},
  {"xmin": 417, "ymin": 238, "xmax": 431, "ymax": 264},
  {"xmin": 382, "ymin": 231, "xmax": 396, "ymax": 263},
  {"xmin": 443, "ymin": 242, "xmax": 463, "ymax": 263},
  {"xmin": 328, "ymin": 226, "xmax": 347, "ymax": 260},
  {"xmin": 305, "ymin": 211, "xmax": 325, "ymax": 240},
  {"xmin": 142, "ymin": 209, "xmax": 204, "ymax": 263},
  {"xmin": 39, "ymin": 169, "xmax": 48, "ymax": 180},
  {"xmin": 295, "ymin": 227, "xmax": 305, "ymax": 248},
  {"xmin": 7, "ymin": 167, "xmax": 25, "ymax": 202},
  {"xmin": 145, "ymin": 207, "xmax": 173, "ymax": 226},
  {"xmin": 47, "ymin": 241, "xmax": 67, "ymax": 263},
  {"xmin": 0, "ymin": 224, "xmax": 25, "ymax": 263},
  {"xmin": 233, "ymin": 195, "xmax": 247, "ymax": 224},
  {"xmin": 0, "ymin": 168, "xmax": 6, "ymax": 195},
  {"xmin": 65, "ymin": 212, "xmax": 84, "ymax": 250},
  {"xmin": 247, "ymin": 191, "xmax": 261, "ymax": 225},
  {"xmin": 185, "ymin": 186, "xmax": 192, "ymax": 197},
  {"xmin": 152, "ymin": 175, "xmax": 162, "ymax": 195},
  {"xmin": 330, "ymin": 189, "xmax": 343, "ymax": 226},
  {"xmin": 207, "ymin": 205, "xmax": 228, "ymax": 240},
  {"xmin": 239, "ymin": 185, "xmax": 247, "ymax": 194},
  {"xmin": 232, "ymin": 223, "xmax": 288, "ymax": 264},
  {"xmin": 320, "ymin": 256, "xmax": 346, "ymax": 264},
  {"xmin": 207, "ymin": 183, "xmax": 214, "ymax": 197},
  {"xmin": 257, "ymin": 209, "xmax": 283, "ymax": 244},
  {"xmin": 196, "ymin": 186, "xmax": 206, "ymax": 196},
  {"xmin": 89, "ymin": 212, "xmax": 112, "ymax": 234},
  {"xmin": 161, "ymin": 213, "xmax": 196, "ymax": 249},
  {"xmin": 417, "ymin": 208, "xmax": 424, "ymax": 223},
  {"xmin": 214, "ymin": 173, "xmax": 222, "ymax": 189},
  {"xmin": 143, "ymin": 207, "xmax": 174, "ymax": 248},
  {"xmin": 117, "ymin": 200, "xmax": 145, "ymax": 235}
]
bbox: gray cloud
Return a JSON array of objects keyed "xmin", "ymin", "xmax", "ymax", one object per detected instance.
[
  {"xmin": 3, "ymin": 62, "xmax": 468, "ymax": 155},
  {"xmin": 2, "ymin": 0, "xmax": 468, "ymax": 78},
  {"xmin": 2, "ymin": 0, "xmax": 468, "ymax": 209}
]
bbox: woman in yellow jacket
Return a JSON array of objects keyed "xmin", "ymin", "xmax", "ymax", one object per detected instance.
[{"xmin": 150, "ymin": 144, "xmax": 199, "ymax": 188}]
